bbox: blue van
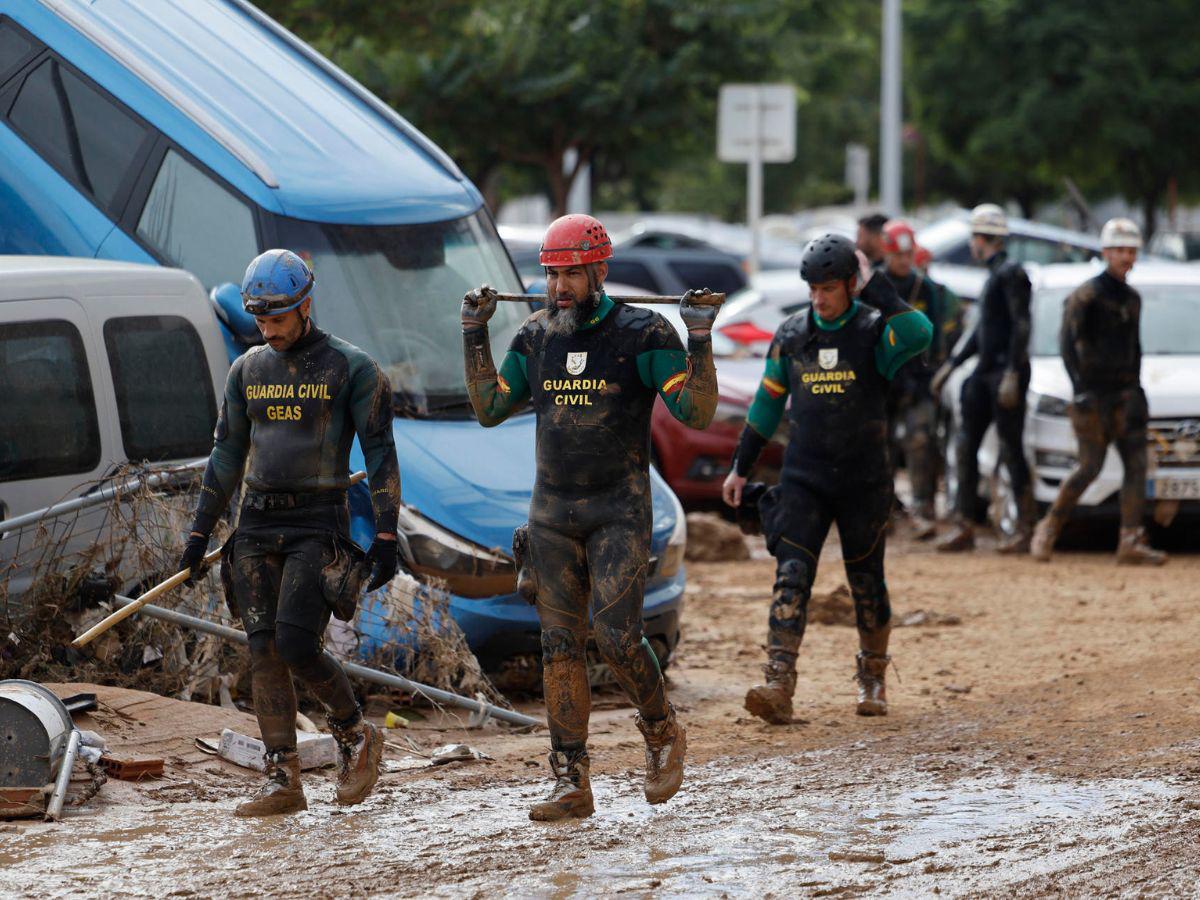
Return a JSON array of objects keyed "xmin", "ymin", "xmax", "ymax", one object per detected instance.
[{"xmin": 0, "ymin": 0, "xmax": 686, "ymax": 675}]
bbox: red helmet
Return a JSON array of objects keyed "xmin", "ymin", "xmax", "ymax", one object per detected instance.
[
  {"xmin": 914, "ymin": 244, "xmax": 932, "ymax": 269},
  {"xmin": 882, "ymin": 220, "xmax": 917, "ymax": 255},
  {"xmin": 539, "ymin": 214, "xmax": 613, "ymax": 267}
]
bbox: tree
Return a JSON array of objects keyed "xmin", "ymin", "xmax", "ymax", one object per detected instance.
[{"xmin": 908, "ymin": 0, "xmax": 1200, "ymax": 231}]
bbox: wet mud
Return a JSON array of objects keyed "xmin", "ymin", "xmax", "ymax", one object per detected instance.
[{"xmin": 4, "ymin": 531, "xmax": 1199, "ymax": 896}]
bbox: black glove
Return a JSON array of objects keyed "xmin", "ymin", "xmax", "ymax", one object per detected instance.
[
  {"xmin": 365, "ymin": 538, "xmax": 399, "ymax": 592},
  {"xmin": 177, "ymin": 533, "xmax": 210, "ymax": 585},
  {"xmin": 461, "ymin": 284, "xmax": 499, "ymax": 331},
  {"xmin": 680, "ymin": 287, "xmax": 718, "ymax": 337}
]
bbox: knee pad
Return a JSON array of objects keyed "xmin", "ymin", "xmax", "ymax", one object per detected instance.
[
  {"xmin": 274, "ymin": 622, "xmax": 323, "ymax": 669},
  {"xmin": 772, "ymin": 559, "xmax": 813, "ymax": 619},
  {"xmin": 592, "ymin": 622, "xmax": 641, "ymax": 668},
  {"xmin": 541, "ymin": 626, "xmax": 584, "ymax": 665},
  {"xmin": 846, "ymin": 571, "xmax": 891, "ymax": 632}
]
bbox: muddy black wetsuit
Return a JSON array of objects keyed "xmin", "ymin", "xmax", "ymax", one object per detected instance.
[
  {"xmin": 464, "ymin": 293, "xmax": 715, "ymax": 752},
  {"xmin": 731, "ymin": 274, "xmax": 932, "ymax": 664},
  {"xmin": 1045, "ymin": 270, "xmax": 1148, "ymax": 527},
  {"xmin": 882, "ymin": 269, "xmax": 959, "ymax": 514},
  {"xmin": 947, "ymin": 250, "xmax": 1032, "ymax": 519},
  {"xmin": 191, "ymin": 324, "xmax": 400, "ymax": 754}
]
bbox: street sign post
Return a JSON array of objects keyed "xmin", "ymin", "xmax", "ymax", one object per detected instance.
[{"xmin": 718, "ymin": 83, "xmax": 796, "ymax": 274}]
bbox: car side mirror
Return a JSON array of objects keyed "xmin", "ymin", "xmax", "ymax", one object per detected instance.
[{"xmin": 209, "ymin": 282, "xmax": 260, "ymax": 345}]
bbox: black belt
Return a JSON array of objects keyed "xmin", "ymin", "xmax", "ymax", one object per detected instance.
[{"xmin": 242, "ymin": 490, "xmax": 347, "ymax": 512}]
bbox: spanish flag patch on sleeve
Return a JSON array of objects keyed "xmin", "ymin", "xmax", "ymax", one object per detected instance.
[
  {"xmin": 761, "ymin": 376, "xmax": 786, "ymax": 399},
  {"xmin": 497, "ymin": 375, "xmax": 511, "ymax": 394},
  {"xmin": 661, "ymin": 372, "xmax": 687, "ymax": 396}
]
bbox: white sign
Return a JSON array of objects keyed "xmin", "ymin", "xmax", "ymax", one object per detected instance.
[{"xmin": 718, "ymin": 84, "xmax": 797, "ymax": 163}]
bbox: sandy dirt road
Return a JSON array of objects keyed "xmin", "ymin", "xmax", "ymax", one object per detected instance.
[{"xmin": 3, "ymin": 530, "xmax": 1199, "ymax": 897}]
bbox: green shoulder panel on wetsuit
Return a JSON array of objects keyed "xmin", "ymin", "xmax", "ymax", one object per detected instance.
[
  {"xmin": 745, "ymin": 345, "xmax": 790, "ymax": 439},
  {"xmin": 635, "ymin": 312, "xmax": 717, "ymax": 429},
  {"xmin": 874, "ymin": 309, "xmax": 934, "ymax": 380}
]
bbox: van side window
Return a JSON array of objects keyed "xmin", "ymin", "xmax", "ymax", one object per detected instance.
[
  {"xmin": 7, "ymin": 59, "xmax": 149, "ymax": 213},
  {"xmin": 102, "ymin": 316, "xmax": 217, "ymax": 462},
  {"xmin": 0, "ymin": 320, "xmax": 101, "ymax": 483},
  {"xmin": 605, "ymin": 260, "xmax": 662, "ymax": 294},
  {"xmin": 0, "ymin": 19, "xmax": 36, "ymax": 83},
  {"xmin": 136, "ymin": 150, "xmax": 258, "ymax": 289}
]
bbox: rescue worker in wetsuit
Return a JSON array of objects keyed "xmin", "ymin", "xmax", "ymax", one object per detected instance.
[
  {"xmin": 1031, "ymin": 219, "xmax": 1167, "ymax": 565},
  {"xmin": 178, "ymin": 250, "xmax": 402, "ymax": 816},
  {"xmin": 856, "ymin": 212, "xmax": 890, "ymax": 267},
  {"xmin": 879, "ymin": 220, "xmax": 959, "ymax": 540},
  {"xmin": 461, "ymin": 214, "xmax": 717, "ymax": 821},
  {"xmin": 933, "ymin": 204, "xmax": 1035, "ymax": 553},
  {"xmin": 722, "ymin": 234, "xmax": 933, "ymax": 724}
]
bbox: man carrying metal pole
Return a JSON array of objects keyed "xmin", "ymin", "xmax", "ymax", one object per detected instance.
[
  {"xmin": 461, "ymin": 214, "xmax": 717, "ymax": 821},
  {"xmin": 1031, "ymin": 219, "xmax": 1166, "ymax": 565},
  {"xmin": 178, "ymin": 249, "xmax": 402, "ymax": 816},
  {"xmin": 933, "ymin": 204, "xmax": 1035, "ymax": 553},
  {"xmin": 723, "ymin": 235, "xmax": 932, "ymax": 724}
]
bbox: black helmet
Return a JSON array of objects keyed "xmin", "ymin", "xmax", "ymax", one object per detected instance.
[{"xmin": 800, "ymin": 233, "xmax": 858, "ymax": 284}]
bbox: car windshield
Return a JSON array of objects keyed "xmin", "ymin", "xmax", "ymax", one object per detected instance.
[
  {"xmin": 1032, "ymin": 282, "xmax": 1200, "ymax": 356},
  {"xmin": 274, "ymin": 211, "xmax": 527, "ymax": 417}
]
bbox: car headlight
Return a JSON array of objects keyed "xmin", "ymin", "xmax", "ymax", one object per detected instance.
[
  {"xmin": 1034, "ymin": 393, "xmax": 1070, "ymax": 417},
  {"xmin": 656, "ymin": 487, "xmax": 687, "ymax": 579},
  {"xmin": 395, "ymin": 506, "xmax": 514, "ymax": 599}
]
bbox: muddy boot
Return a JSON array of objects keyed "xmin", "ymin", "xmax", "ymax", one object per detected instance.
[
  {"xmin": 997, "ymin": 489, "xmax": 1036, "ymax": 555},
  {"xmin": 1116, "ymin": 527, "xmax": 1167, "ymax": 566},
  {"xmin": 855, "ymin": 652, "xmax": 890, "ymax": 716},
  {"xmin": 635, "ymin": 704, "xmax": 686, "ymax": 805},
  {"xmin": 234, "ymin": 750, "xmax": 307, "ymax": 817},
  {"xmin": 936, "ymin": 519, "xmax": 975, "ymax": 553},
  {"xmin": 744, "ymin": 659, "xmax": 797, "ymax": 725},
  {"xmin": 529, "ymin": 750, "xmax": 594, "ymax": 821},
  {"xmin": 1030, "ymin": 513, "xmax": 1064, "ymax": 562},
  {"xmin": 331, "ymin": 719, "xmax": 383, "ymax": 806},
  {"xmin": 911, "ymin": 503, "xmax": 938, "ymax": 541}
]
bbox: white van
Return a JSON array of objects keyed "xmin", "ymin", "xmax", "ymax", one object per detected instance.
[{"xmin": 0, "ymin": 256, "xmax": 227, "ymax": 522}]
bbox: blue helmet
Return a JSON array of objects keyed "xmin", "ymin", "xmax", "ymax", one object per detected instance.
[{"xmin": 241, "ymin": 249, "xmax": 314, "ymax": 316}]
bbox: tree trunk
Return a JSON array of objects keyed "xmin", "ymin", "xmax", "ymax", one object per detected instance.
[{"xmin": 1141, "ymin": 194, "xmax": 1160, "ymax": 241}]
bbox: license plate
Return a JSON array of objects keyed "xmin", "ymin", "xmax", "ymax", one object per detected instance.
[{"xmin": 1147, "ymin": 477, "xmax": 1200, "ymax": 500}]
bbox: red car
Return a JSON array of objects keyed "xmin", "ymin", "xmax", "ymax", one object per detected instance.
[{"xmin": 651, "ymin": 355, "xmax": 784, "ymax": 504}]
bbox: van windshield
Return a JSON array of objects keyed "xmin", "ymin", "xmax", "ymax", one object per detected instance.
[{"xmin": 274, "ymin": 211, "xmax": 528, "ymax": 417}]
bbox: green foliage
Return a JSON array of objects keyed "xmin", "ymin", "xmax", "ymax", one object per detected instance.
[{"xmin": 908, "ymin": 0, "xmax": 1200, "ymax": 230}]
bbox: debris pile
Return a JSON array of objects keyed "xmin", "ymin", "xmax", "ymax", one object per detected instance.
[{"xmin": 685, "ymin": 513, "xmax": 750, "ymax": 562}]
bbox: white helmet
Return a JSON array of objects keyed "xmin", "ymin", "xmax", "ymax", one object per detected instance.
[
  {"xmin": 969, "ymin": 203, "xmax": 1008, "ymax": 237},
  {"xmin": 1100, "ymin": 217, "xmax": 1142, "ymax": 249}
]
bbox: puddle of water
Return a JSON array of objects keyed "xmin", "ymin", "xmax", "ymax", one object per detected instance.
[{"xmin": 0, "ymin": 756, "xmax": 1184, "ymax": 899}]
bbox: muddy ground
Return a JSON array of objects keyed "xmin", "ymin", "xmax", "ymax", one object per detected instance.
[{"xmin": 3, "ymin": 525, "xmax": 1200, "ymax": 898}]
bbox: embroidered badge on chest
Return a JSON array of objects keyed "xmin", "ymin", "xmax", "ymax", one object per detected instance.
[
  {"xmin": 566, "ymin": 351, "xmax": 588, "ymax": 375},
  {"xmin": 818, "ymin": 348, "xmax": 839, "ymax": 370}
]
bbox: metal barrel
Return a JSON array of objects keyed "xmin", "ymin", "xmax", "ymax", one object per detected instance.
[{"xmin": 0, "ymin": 680, "xmax": 75, "ymax": 818}]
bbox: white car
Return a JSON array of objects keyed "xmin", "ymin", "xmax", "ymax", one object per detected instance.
[
  {"xmin": 712, "ymin": 270, "xmax": 808, "ymax": 355},
  {"xmin": 941, "ymin": 260, "xmax": 1200, "ymax": 532}
]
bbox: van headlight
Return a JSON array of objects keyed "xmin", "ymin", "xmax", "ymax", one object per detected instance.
[
  {"xmin": 395, "ymin": 506, "xmax": 514, "ymax": 599},
  {"xmin": 1034, "ymin": 393, "xmax": 1070, "ymax": 417},
  {"xmin": 656, "ymin": 487, "xmax": 688, "ymax": 580}
]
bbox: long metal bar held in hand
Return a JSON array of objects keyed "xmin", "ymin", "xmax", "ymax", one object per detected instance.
[
  {"xmin": 109, "ymin": 595, "xmax": 539, "ymax": 728},
  {"xmin": 492, "ymin": 292, "xmax": 725, "ymax": 307},
  {"xmin": 71, "ymin": 471, "xmax": 369, "ymax": 648}
]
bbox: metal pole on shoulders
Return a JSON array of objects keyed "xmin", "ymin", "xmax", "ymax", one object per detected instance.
[
  {"xmin": 109, "ymin": 595, "xmax": 540, "ymax": 729},
  {"xmin": 492, "ymin": 292, "xmax": 724, "ymax": 307}
]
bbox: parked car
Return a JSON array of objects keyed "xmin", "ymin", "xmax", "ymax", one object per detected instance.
[
  {"xmin": 1147, "ymin": 230, "xmax": 1200, "ymax": 262},
  {"xmin": 939, "ymin": 260, "xmax": 1200, "ymax": 532},
  {"xmin": 604, "ymin": 244, "xmax": 749, "ymax": 298},
  {"xmin": 616, "ymin": 215, "xmax": 804, "ymax": 271},
  {"xmin": 919, "ymin": 212, "xmax": 1101, "ymax": 302},
  {"xmin": 0, "ymin": 2, "xmax": 686, "ymax": 673},
  {"xmin": 712, "ymin": 270, "xmax": 808, "ymax": 355},
  {"xmin": 0, "ymin": 257, "xmax": 227, "ymax": 597}
]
